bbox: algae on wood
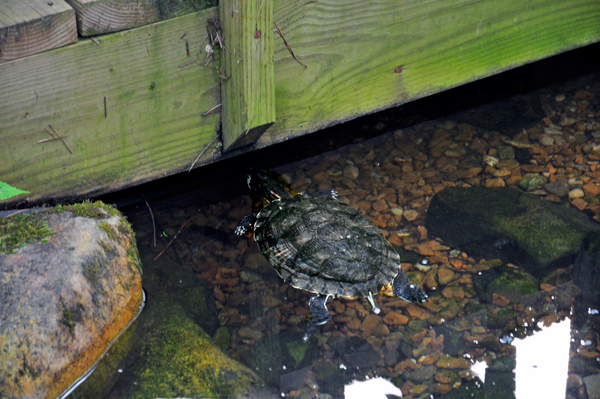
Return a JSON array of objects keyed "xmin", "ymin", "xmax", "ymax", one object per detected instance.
[
  {"xmin": 219, "ymin": 0, "xmax": 276, "ymax": 151},
  {"xmin": 0, "ymin": 9, "xmax": 221, "ymax": 206},
  {"xmin": 0, "ymin": 0, "xmax": 77, "ymax": 63},
  {"xmin": 257, "ymin": 0, "xmax": 600, "ymax": 147}
]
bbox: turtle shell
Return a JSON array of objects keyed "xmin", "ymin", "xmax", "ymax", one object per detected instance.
[{"xmin": 254, "ymin": 194, "xmax": 400, "ymax": 298}]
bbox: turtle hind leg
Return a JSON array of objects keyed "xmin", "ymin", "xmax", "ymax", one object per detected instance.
[
  {"xmin": 366, "ymin": 291, "xmax": 381, "ymax": 314},
  {"xmin": 303, "ymin": 294, "xmax": 332, "ymax": 342},
  {"xmin": 393, "ymin": 272, "xmax": 428, "ymax": 303},
  {"xmin": 235, "ymin": 212, "xmax": 257, "ymax": 236}
]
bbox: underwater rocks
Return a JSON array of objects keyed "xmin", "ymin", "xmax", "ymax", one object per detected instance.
[
  {"xmin": 427, "ymin": 186, "xmax": 600, "ymax": 274},
  {"xmin": 0, "ymin": 202, "xmax": 143, "ymax": 399},
  {"xmin": 573, "ymin": 231, "xmax": 600, "ymax": 306}
]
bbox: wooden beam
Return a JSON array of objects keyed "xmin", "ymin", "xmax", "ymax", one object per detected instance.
[
  {"xmin": 219, "ymin": 0, "xmax": 276, "ymax": 151},
  {"xmin": 0, "ymin": 9, "xmax": 221, "ymax": 206},
  {"xmin": 257, "ymin": 0, "xmax": 600, "ymax": 148},
  {"xmin": 0, "ymin": 0, "xmax": 77, "ymax": 63},
  {"xmin": 63, "ymin": 0, "xmax": 216, "ymax": 36}
]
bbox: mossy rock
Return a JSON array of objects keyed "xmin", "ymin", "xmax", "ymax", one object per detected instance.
[
  {"xmin": 473, "ymin": 265, "xmax": 539, "ymax": 303},
  {"xmin": 427, "ymin": 187, "xmax": 600, "ymax": 275}
]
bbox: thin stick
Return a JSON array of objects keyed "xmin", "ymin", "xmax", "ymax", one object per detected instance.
[
  {"xmin": 243, "ymin": 114, "xmax": 257, "ymax": 136},
  {"xmin": 145, "ymin": 201, "xmax": 156, "ymax": 247},
  {"xmin": 48, "ymin": 125, "xmax": 74, "ymax": 154},
  {"xmin": 179, "ymin": 59, "xmax": 198, "ymax": 68},
  {"xmin": 104, "ymin": 97, "xmax": 107, "ymax": 118},
  {"xmin": 201, "ymin": 103, "xmax": 222, "ymax": 116},
  {"xmin": 153, "ymin": 218, "xmax": 192, "ymax": 261},
  {"xmin": 273, "ymin": 22, "xmax": 307, "ymax": 68},
  {"xmin": 35, "ymin": 134, "xmax": 68, "ymax": 145},
  {"xmin": 188, "ymin": 135, "xmax": 219, "ymax": 172},
  {"xmin": 90, "ymin": 37, "xmax": 100, "ymax": 45}
]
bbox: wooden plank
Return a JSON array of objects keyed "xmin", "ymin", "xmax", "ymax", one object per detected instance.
[
  {"xmin": 64, "ymin": 0, "xmax": 216, "ymax": 36},
  {"xmin": 0, "ymin": 0, "xmax": 77, "ymax": 63},
  {"xmin": 256, "ymin": 0, "xmax": 600, "ymax": 148},
  {"xmin": 219, "ymin": 0, "xmax": 275, "ymax": 151},
  {"xmin": 0, "ymin": 9, "xmax": 221, "ymax": 207}
]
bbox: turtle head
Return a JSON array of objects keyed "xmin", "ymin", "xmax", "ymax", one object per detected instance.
[{"xmin": 248, "ymin": 170, "xmax": 293, "ymax": 202}]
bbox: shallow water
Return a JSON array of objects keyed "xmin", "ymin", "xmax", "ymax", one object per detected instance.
[{"xmin": 76, "ymin": 67, "xmax": 600, "ymax": 399}]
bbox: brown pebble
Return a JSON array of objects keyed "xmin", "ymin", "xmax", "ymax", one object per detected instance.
[
  {"xmin": 492, "ymin": 293, "xmax": 510, "ymax": 307},
  {"xmin": 383, "ymin": 311, "xmax": 409, "ymax": 325},
  {"xmin": 262, "ymin": 296, "xmax": 283, "ymax": 307},
  {"xmin": 441, "ymin": 286, "xmax": 465, "ymax": 300},
  {"xmin": 436, "ymin": 355, "xmax": 471, "ymax": 369},
  {"xmin": 437, "ymin": 268, "xmax": 456, "ymax": 285}
]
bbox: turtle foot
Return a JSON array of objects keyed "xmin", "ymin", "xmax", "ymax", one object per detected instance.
[
  {"xmin": 393, "ymin": 272, "xmax": 428, "ymax": 303},
  {"xmin": 307, "ymin": 294, "xmax": 332, "ymax": 326}
]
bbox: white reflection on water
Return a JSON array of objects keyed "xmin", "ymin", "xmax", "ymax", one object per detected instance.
[
  {"xmin": 513, "ymin": 319, "xmax": 571, "ymax": 399},
  {"xmin": 344, "ymin": 376, "xmax": 403, "ymax": 398}
]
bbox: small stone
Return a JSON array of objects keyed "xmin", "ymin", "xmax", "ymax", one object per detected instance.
[
  {"xmin": 539, "ymin": 136, "xmax": 555, "ymax": 146},
  {"xmin": 568, "ymin": 188, "xmax": 585, "ymax": 199},
  {"xmin": 567, "ymin": 374, "xmax": 584, "ymax": 390},
  {"xmin": 237, "ymin": 327, "xmax": 263, "ymax": 340},
  {"xmin": 371, "ymin": 323, "xmax": 390, "ymax": 337},
  {"xmin": 383, "ymin": 311, "xmax": 409, "ymax": 325},
  {"xmin": 497, "ymin": 145, "xmax": 515, "ymax": 159},
  {"xmin": 583, "ymin": 182, "xmax": 600, "ymax": 197},
  {"xmin": 441, "ymin": 286, "xmax": 465, "ymax": 300},
  {"xmin": 347, "ymin": 319, "xmax": 361, "ymax": 330},
  {"xmin": 437, "ymin": 268, "xmax": 456, "ymax": 285},
  {"xmin": 403, "ymin": 209, "xmax": 419, "ymax": 222},
  {"xmin": 436, "ymin": 355, "xmax": 471, "ymax": 369},
  {"xmin": 405, "ymin": 304, "xmax": 431, "ymax": 320},
  {"xmin": 571, "ymin": 198, "xmax": 588, "ymax": 211},
  {"xmin": 372, "ymin": 199, "xmax": 389, "ymax": 213},
  {"xmin": 545, "ymin": 181, "xmax": 570, "ymax": 197},
  {"xmin": 555, "ymin": 94, "xmax": 566, "ymax": 102},
  {"xmin": 262, "ymin": 296, "xmax": 283, "ymax": 307},
  {"xmin": 361, "ymin": 314, "xmax": 382, "ymax": 334},
  {"xmin": 343, "ymin": 165, "xmax": 359, "ymax": 180},
  {"xmin": 492, "ymin": 293, "xmax": 510, "ymax": 307}
]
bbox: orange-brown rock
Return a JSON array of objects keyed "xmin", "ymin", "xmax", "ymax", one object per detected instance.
[
  {"xmin": 0, "ymin": 204, "xmax": 143, "ymax": 399},
  {"xmin": 383, "ymin": 311, "xmax": 409, "ymax": 325},
  {"xmin": 436, "ymin": 355, "xmax": 471, "ymax": 369},
  {"xmin": 492, "ymin": 293, "xmax": 510, "ymax": 307}
]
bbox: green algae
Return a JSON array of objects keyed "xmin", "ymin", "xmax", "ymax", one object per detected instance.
[{"xmin": 0, "ymin": 214, "xmax": 53, "ymax": 254}]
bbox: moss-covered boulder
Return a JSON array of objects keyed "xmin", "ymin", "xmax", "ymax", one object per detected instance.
[
  {"xmin": 427, "ymin": 187, "xmax": 600, "ymax": 274},
  {"xmin": 473, "ymin": 264, "xmax": 539, "ymax": 304},
  {"xmin": 0, "ymin": 201, "xmax": 143, "ymax": 399}
]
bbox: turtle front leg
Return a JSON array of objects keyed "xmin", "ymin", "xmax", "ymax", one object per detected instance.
[{"xmin": 235, "ymin": 212, "xmax": 258, "ymax": 236}]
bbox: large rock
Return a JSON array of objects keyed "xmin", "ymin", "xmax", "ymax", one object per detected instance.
[
  {"xmin": 0, "ymin": 202, "xmax": 143, "ymax": 399},
  {"xmin": 71, "ymin": 205, "xmax": 267, "ymax": 399},
  {"xmin": 573, "ymin": 231, "xmax": 600, "ymax": 306},
  {"xmin": 427, "ymin": 187, "xmax": 600, "ymax": 274}
]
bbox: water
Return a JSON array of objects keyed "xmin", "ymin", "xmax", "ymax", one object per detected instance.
[{"xmin": 75, "ymin": 58, "xmax": 600, "ymax": 398}]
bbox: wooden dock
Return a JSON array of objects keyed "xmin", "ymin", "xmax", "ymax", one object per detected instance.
[{"xmin": 1, "ymin": 0, "xmax": 599, "ymax": 207}]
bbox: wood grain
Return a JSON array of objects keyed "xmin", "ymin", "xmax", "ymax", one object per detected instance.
[
  {"xmin": 257, "ymin": 0, "xmax": 600, "ymax": 147},
  {"xmin": 219, "ymin": 0, "xmax": 275, "ymax": 151},
  {"xmin": 0, "ymin": 0, "xmax": 77, "ymax": 63},
  {"xmin": 64, "ymin": 0, "xmax": 216, "ymax": 36},
  {"xmin": 0, "ymin": 9, "xmax": 221, "ymax": 206}
]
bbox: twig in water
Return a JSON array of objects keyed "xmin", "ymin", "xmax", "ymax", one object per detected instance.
[
  {"xmin": 48, "ymin": 125, "xmax": 74, "ymax": 154},
  {"xmin": 145, "ymin": 201, "xmax": 156, "ymax": 247},
  {"xmin": 201, "ymin": 103, "xmax": 222, "ymax": 116},
  {"xmin": 153, "ymin": 218, "xmax": 192, "ymax": 261},
  {"xmin": 273, "ymin": 22, "xmax": 307, "ymax": 68},
  {"xmin": 188, "ymin": 135, "xmax": 219, "ymax": 172}
]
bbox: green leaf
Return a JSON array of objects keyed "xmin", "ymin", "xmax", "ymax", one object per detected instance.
[{"xmin": 0, "ymin": 182, "xmax": 30, "ymax": 200}]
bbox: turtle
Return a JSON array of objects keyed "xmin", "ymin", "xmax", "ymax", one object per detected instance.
[{"xmin": 235, "ymin": 170, "xmax": 427, "ymax": 329}]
